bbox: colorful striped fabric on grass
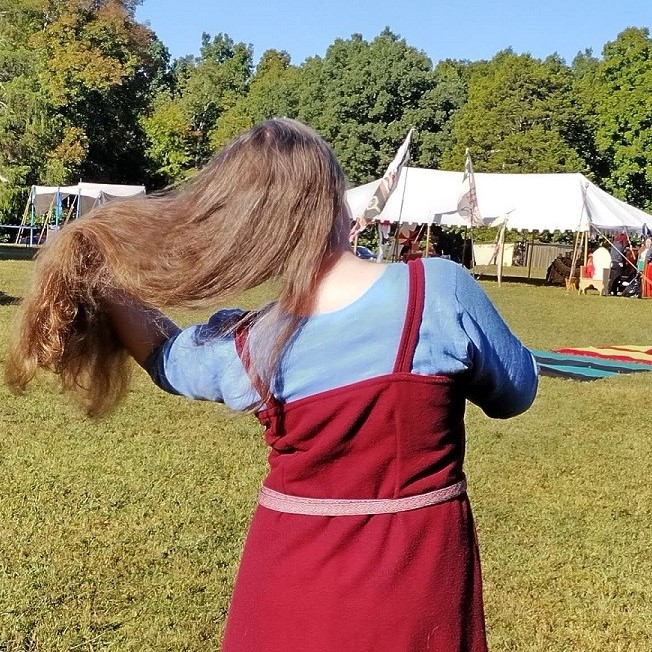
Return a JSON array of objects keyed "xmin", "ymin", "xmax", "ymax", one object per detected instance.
[
  {"xmin": 533, "ymin": 346, "xmax": 652, "ymax": 381},
  {"xmin": 556, "ymin": 346, "xmax": 652, "ymax": 365}
]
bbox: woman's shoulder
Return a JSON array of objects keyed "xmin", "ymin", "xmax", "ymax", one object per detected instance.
[
  {"xmin": 421, "ymin": 256, "xmax": 463, "ymax": 275},
  {"xmin": 385, "ymin": 256, "xmax": 462, "ymax": 278},
  {"xmin": 421, "ymin": 257, "xmax": 469, "ymax": 296}
]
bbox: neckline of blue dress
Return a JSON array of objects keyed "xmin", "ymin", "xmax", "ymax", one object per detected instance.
[{"xmin": 305, "ymin": 263, "xmax": 397, "ymax": 321}]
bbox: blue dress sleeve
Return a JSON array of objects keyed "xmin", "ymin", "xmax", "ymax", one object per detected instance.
[
  {"xmin": 144, "ymin": 309, "xmax": 258, "ymax": 407},
  {"xmin": 453, "ymin": 265, "xmax": 538, "ymax": 418}
]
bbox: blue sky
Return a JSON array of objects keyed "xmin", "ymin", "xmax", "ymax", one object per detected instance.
[{"xmin": 136, "ymin": 0, "xmax": 650, "ymax": 66}]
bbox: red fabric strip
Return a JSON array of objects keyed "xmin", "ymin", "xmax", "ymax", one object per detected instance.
[
  {"xmin": 393, "ymin": 259, "xmax": 426, "ymax": 374},
  {"xmin": 556, "ymin": 348, "xmax": 652, "ymax": 365}
]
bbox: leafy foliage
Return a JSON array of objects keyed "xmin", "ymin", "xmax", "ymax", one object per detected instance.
[
  {"xmin": 141, "ymin": 33, "xmax": 254, "ymax": 182},
  {"xmin": 2, "ymin": 8, "xmax": 652, "ymax": 220},
  {"xmin": 591, "ymin": 28, "xmax": 652, "ymax": 210},
  {"xmin": 295, "ymin": 29, "xmax": 456, "ymax": 184},
  {"xmin": 443, "ymin": 50, "xmax": 590, "ymax": 174},
  {"xmin": 0, "ymin": 0, "xmax": 166, "ymax": 219}
]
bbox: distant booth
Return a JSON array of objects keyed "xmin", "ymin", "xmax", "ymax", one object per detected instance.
[{"xmin": 15, "ymin": 182, "xmax": 145, "ymax": 245}]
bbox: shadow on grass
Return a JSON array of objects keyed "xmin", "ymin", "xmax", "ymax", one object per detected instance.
[
  {"xmin": 474, "ymin": 273, "xmax": 550, "ymax": 287},
  {"xmin": 0, "ymin": 290, "xmax": 20, "ymax": 306},
  {"xmin": 0, "ymin": 244, "xmax": 39, "ymax": 262}
]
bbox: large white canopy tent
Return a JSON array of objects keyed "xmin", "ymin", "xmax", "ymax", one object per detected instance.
[
  {"xmin": 31, "ymin": 182, "xmax": 146, "ymax": 218},
  {"xmin": 346, "ymin": 168, "xmax": 651, "ymax": 233}
]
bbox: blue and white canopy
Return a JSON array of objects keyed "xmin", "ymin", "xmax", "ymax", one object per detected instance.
[{"xmin": 31, "ymin": 182, "xmax": 145, "ymax": 217}]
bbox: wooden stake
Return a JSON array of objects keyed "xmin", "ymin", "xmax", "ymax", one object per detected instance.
[
  {"xmin": 497, "ymin": 222, "xmax": 506, "ymax": 287},
  {"xmin": 567, "ymin": 230, "xmax": 584, "ymax": 293},
  {"xmin": 14, "ymin": 195, "xmax": 31, "ymax": 244},
  {"xmin": 527, "ymin": 231, "xmax": 535, "ymax": 279}
]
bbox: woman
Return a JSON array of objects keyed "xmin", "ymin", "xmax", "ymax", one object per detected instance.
[
  {"xmin": 6, "ymin": 119, "xmax": 538, "ymax": 651},
  {"xmin": 638, "ymin": 238, "xmax": 652, "ymax": 298},
  {"xmin": 637, "ymin": 239, "xmax": 649, "ymax": 273}
]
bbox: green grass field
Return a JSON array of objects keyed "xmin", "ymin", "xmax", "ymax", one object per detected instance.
[{"xmin": 1, "ymin": 248, "xmax": 651, "ymax": 651}]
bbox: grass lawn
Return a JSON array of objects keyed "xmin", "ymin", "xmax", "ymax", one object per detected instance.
[{"xmin": 1, "ymin": 251, "xmax": 651, "ymax": 651}]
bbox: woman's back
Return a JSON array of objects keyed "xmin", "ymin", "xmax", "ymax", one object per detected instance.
[
  {"xmin": 149, "ymin": 258, "xmax": 536, "ymax": 419},
  {"xmin": 222, "ymin": 258, "xmax": 507, "ymax": 652}
]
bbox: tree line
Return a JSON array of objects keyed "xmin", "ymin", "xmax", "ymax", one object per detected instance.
[{"xmin": 1, "ymin": 0, "xmax": 652, "ymax": 224}]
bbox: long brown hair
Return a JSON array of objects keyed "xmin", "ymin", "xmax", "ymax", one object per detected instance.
[{"xmin": 5, "ymin": 118, "xmax": 349, "ymax": 416}]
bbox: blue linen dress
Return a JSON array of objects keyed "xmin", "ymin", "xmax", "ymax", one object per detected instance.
[{"xmin": 147, "ymin": 258, "xmax": 538, "ymax": 415}]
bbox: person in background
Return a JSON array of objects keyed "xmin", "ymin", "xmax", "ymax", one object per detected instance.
[
  {"xmin": 6, "ymin": 119, "xmax": 538, "ymax": 652},
  {"xmin": 608, "ymin": 233, "xmax": 628, "ymax": 295},
  {"xmin": 637, "ymin": 237, "xmax": 651, "ymax": 272},
  {"xmin": 641, "ymin": 237, "xmax": 652, "ymax": 298}
]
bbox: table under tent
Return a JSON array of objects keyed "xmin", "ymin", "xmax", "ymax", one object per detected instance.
[
  {"xmin": 14, "ymin": 182, "xmax": 146, "ymax": 245},
  {"xmin": 345, "ymin": 168, "xmax": 652, "ymax": 283}
]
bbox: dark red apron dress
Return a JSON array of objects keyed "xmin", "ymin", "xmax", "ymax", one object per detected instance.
[{"xmin": 223, "ymin": 259, "xmax": 487, "ymax": 652}]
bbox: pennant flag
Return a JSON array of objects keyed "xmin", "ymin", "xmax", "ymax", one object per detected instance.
[
  {"xmin": 457, "ymin": 148, "xmax": 483, "ymax": 227},
  {"xmin": 350, "ymin": 128, "xmax": 414, "ymax": 239},
  {"xmin": 488, "ymin": 219, "xmax": 507, "ymax": 266}
]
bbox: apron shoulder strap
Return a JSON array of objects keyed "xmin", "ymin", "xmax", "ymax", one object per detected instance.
[{"xmin": 393, "ymin": 258, "xmax": 426, "ymax": 374}]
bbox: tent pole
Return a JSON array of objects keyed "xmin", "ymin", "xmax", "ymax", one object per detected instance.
[
  {"xmin": 526, "ymin": 231, "xmax": 535, "ymax": 279},
  {"xmin": 63, "ymin": 198, "xmax": 76, "ymax": 225},
  {"xmin": 38, "ymin": 199, "xmax": 54, "ymax": 245},
  {"xmin": 425, "ymin": 224, "xmax": 431, "ymax": 258},
  {"xmin": 395, "ymin": 168, "xmax": 410, "ymax": 262},
  {"xmin": 55, "ymin": 186, "xmax": 61, "ymax": 228},
  {"xmin": 497, "ymin": 222, "xmax": 506, "ymax": 287},
  {"xmin": 29, "ymin": 187, "xmax": 35, "ymax": 246},
  {"xmin": 461, "ymin": 228, "xmax": 467, "ymax": 265},
  {"xmin": 15, "ymin": 194, "xmax": 31, "ymax": 244},
  {"xmin": 392, "ymin": 222, "xmax": 400, "ymax": 262},
  {"xmin": 567, "ymin": 230, "xmax": 583, "ymax": 293},
  {"xmin": 583, "ymin": 230, "xmax": 589, "ymax": 265}
]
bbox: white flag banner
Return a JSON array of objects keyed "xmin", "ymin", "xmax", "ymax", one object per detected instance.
[
  {"xmin": 457, "ymin": 148, "xmax": 483, "ymax": 227},
  {"xmin": 350, "ymin": 128, "xmax": 414, "ymax": 239}
]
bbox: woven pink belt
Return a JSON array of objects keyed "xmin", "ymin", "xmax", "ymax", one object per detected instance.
[{"xmin": 258, "ymin": 477, "xmax": 467, "ymax": 516}]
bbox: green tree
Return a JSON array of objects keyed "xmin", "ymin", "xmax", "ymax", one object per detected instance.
[
  {"xmin": 570, "ymin": 49, "xmax": 606, "ymax": 181},
  {"xmin": 412, "ymin": 59, "xmax": 470, "ymax": 168},
  {"xmin": 179, "ymin": 33, "xmax": 253, "ymax": 165},
  {"xmin": 443, "ymin": 50, "xmax": 588, "ymax": 173},
  {"xmin": 0, "ymin": 0, "xmax": 165, "ymax": 220},
  {"xmin": 210, "ymin": 49, "xmax": 299, "ymax": 150},
  {"xmin": 33, "ymin": 0, "xmax": 168, "ymax": 184},
  {"xmin": 592, "ymin": 28, "xmax": 652, "ymax": 209},
  {"xmin": 142, "ymin": 32, "xmax": 254, "ymax": 182},
  {"xmin": 295, "ymin": 29, "xmax": 460, "ymax": 184},
  {"xmin": 0, "ymin": 0, "xmax": 55, "ymax": 216},
  {"xmin": 140, "ymin": 92, "xmax": 195, "ymax": 183}
]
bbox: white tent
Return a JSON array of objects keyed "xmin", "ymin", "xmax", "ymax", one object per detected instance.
[
  {"xmin": 32, "ymin": 182, "xmax": 145, "ymax": 217},
  {"xmin": 346, "ymin": 168, "xmax": 651, "ymax": 233}
]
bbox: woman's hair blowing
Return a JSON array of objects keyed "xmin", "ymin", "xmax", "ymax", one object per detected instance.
[{"xmin": 5, "ymin": 119, "xmax": 348, "ymax": 416}]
